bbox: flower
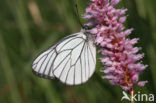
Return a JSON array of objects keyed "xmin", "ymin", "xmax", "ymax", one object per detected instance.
[{"xmin": 84, "ymin": 0, "xmax": 147, "ymax": 91}]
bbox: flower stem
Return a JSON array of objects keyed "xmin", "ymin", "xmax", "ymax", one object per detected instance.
[{"xmin": 130, "ymin": 89, "xmax": 134, "ymax": 103}]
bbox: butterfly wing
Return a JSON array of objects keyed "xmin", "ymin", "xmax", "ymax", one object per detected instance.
[
  {"xmin": 32, "ymin": 32, "xmax": 96, "ymax": 85},
  {"xmin": 32, "ymin": 46, "xmax": 56, "ymax": 78},
  {"xmin": 32, "ymin": 33, "xmax": 81, "ymax": 78}
]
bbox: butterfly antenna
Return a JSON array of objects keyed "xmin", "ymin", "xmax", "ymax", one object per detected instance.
[{"xmin": 74, "ymin": 0, "xmax": 83, "ymax": 28}]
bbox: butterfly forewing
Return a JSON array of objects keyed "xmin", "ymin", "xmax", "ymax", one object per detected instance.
[{"xmin": 32, "ymin": 31, "xmax": 96, "ymax": 85}]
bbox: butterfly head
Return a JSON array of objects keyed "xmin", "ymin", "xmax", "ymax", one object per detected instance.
[
  {"xmin": 82, "ymin": 24, "xmax": 97, "ymax": 32},
  {"xmin": 82, "ymin": 25, "xmax": 90, "ymax": 30},
  {"xmin": 81, "ymin": 25, "xmax": 91, "ymax": 33}
]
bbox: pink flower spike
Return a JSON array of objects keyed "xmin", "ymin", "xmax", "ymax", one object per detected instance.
[{"xmin": 84, "ymin": 0, "xmax": 147, "ymax": 91}]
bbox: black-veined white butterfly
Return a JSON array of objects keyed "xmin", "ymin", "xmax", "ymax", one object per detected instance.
[{"xmin": 32, "ymin": 27, "xmax": 96, "ymax": 85}]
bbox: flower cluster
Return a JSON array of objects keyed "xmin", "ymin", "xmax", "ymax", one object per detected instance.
[{"xmin": 84, "ymin": 0, "xmax": 147, "ymax": 91}]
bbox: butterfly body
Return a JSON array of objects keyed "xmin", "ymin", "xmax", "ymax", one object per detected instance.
[{"xmin": 32, "ymin": 29, "xmax": 96, "ymax": 85}]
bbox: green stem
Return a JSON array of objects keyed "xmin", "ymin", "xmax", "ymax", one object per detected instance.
[{"xmin": 130, "ymin": 89, "xmax": 134, "ymax": 103}]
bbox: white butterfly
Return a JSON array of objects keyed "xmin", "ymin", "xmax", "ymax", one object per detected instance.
[{"xmin": 32, "ymin": 28, "xmax": 96, "ymax": 85}]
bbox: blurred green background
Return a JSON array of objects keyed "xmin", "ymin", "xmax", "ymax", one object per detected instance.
[{"xmin": 0, "ymin": 0, "xmax": 156, "ymax": 103}]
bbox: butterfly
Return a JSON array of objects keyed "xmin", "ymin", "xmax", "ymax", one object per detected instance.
[{"xmin": 32, "ymin": 26, "xmax": 96, "ymax": 85}]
